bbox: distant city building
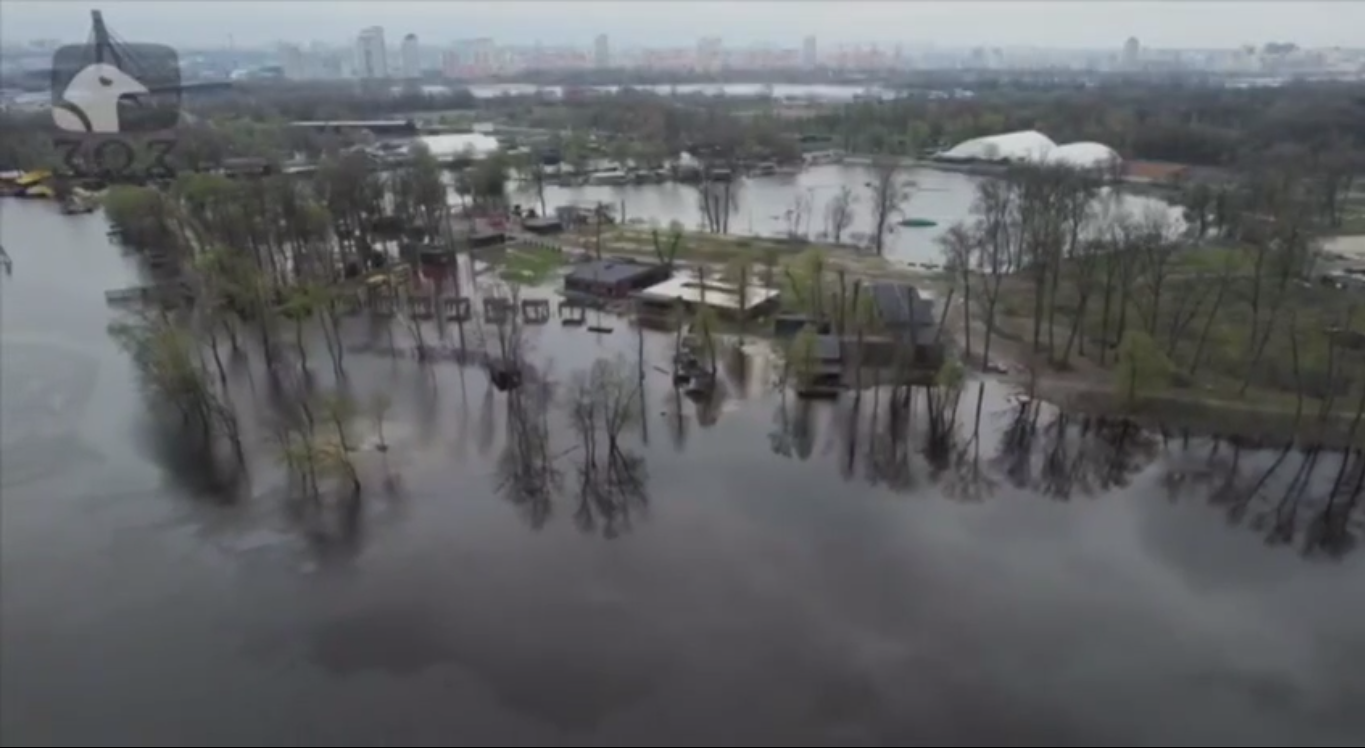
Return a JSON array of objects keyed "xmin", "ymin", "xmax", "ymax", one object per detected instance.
[
  {"xmin": 401, "ymin": 33, "xmax": 420, "ymax": 78},
  {"xmin": 355, "ymin": 26, "xmax": 388, "ymax": 79},
  {"xmin": 696, "ymin": 36, "xmax": 723, "ymax": 72},
  {"xmin": 802, "ymin": 35, "xmax": 817, "ymax": 68},
  {"xmin": 594, "ymin": 33, "xmax": 610, "ymax": 68},
  {"xmin": 443, "ymin": 38, "xmax": 498, "ymax": 78},
  {"xmin": 1123, "ymin": 36, "xmax": 1141, "ymax": 69},
  {"xmin": 278, "ymin": 43, "xmax": 306, "ymax": 79}
]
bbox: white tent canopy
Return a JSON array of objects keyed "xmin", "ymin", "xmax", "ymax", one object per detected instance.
[
  {"xmin": 939, "ymin": 130, "xmax": 1122, "ymax": 171},
  {"xmin": 939, "ymin": 130, "xmax": 1057, "ymax": 163},
  {"xmin": 1045, "ymin": 141, "xmax": 1121, "ymax": 170}
]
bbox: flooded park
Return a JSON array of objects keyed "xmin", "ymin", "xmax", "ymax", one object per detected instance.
[
  {"xmin": 2, "ymin": 189, "xmax": 1364, "ymax": 746},
  {"xmin": 521, "ymin": 162, "xmax": 1181, "ymax": 265}
]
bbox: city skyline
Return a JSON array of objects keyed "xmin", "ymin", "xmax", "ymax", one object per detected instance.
[{"xmin": 3, "ymin": 1, "xmax": 1364, "ymax": 50}]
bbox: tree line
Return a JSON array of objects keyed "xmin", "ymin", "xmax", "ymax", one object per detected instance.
[
  {"xmin": 937, "ymin": 158, "xmax": 1365, "ymax": 447},
  {"xmin": 798, "ymin": 81, "xmax": 1365, "ymax": 166}
]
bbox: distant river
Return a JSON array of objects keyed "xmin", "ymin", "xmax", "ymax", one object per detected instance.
[{"xmin": 428, "ymin": 82, "xmax": 896, "ymax": 102}]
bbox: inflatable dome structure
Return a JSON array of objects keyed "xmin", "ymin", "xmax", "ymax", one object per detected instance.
[
  {"xmin": 937, "ymin": 131, "xmax": 1122, "ymax": 172},
  {"xmin": 938, "ymin": 130, "xmax": 1057, "ymax": 163},
  {"xmin": 1045, "ymin": 141, "xmax": 1122, "ymax": 171}
]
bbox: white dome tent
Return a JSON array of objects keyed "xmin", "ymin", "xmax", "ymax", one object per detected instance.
[
  {"xmin": 937, "ymin": 131, "xmax": 1122, "ymax": 172},
  {"xmin": 938, "ymin": 130, "xmax": 1057, "ymax": 163},
  {"xmin": 1045, "ymin": 141, "xmax": 1122, "ymax": 172}
]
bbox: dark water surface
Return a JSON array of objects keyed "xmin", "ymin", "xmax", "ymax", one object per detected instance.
[{"xmin": 2, "ymin": 201, "xmax": 1363, "ymax": 747}]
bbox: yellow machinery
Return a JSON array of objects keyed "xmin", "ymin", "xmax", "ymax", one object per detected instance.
[{"xmin": 15, "ymin": 170, "xmax": 52, "ymax": 187}]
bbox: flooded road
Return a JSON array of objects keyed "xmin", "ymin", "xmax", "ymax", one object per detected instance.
[{"xmin": 1, "ymin": 199, "xmax": 1362, "ymax": 747}]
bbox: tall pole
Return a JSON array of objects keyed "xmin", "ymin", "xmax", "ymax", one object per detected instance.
[{"xmin": 90, "ymin": 11, "xmax": 122, "ymax": 69}]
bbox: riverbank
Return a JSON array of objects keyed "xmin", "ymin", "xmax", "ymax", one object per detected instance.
[{"xmin": 940, "ymin": 254, "xmax": 1365, "ymax": 449}]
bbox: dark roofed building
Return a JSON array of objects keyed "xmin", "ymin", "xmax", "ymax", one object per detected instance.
[
  {"xmin": 564, "ymin": 259, "xmax": 671, "ymax": 299},
  {"xmin": 522, "ymin": 216, "xmax": 563, "ymax": 235},
  {"xmin": 864, "ymin": 282, "xmax": 944, "ymax": 372},
  {"xmin": 870, "ymin": 282, "xmax": 936, "ymax": 333}
]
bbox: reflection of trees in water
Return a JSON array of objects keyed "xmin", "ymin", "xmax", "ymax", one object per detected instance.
[
  {"xmin": 722, "ymin": 343, "xmax": 751, "ymax": 400},
  {"xmin": 693, "ymin": 378, "xmax": 729, "ymax": 429},
  {"xmin": 1175, "ymin": 440, "xmax": 1365, "ymax": 559},
  {"xmin": 567, "ymin": 357, "xmax": 650, "ymax": 539},
  {"xmin": 817, "ymin": 378, "xmax": 1364, "ymax": 558},
  {"xmin": 476, "ymin": 380, "xmax": 497, "ymax": 457},
  {"xmin": 864, "ymin": 390, "xmax": 915, "ymax": 491},
  {"xmin": 665, "ymin": 385, "xmax": 690, "ymax": 452},
  {"xmin": 495, "ymin": 377, "xmax": 561, "ymax": 529},
  {"xmin": 481, "ymin": 354, "xmax": 652, "ymax": 538},
  {"xmin": 769, "ymin": 393, "xmax": 819, "ymax": 462}
]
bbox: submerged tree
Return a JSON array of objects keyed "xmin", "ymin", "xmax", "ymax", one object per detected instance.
[
  {"xmin": 110, "ymin": 310, "xmax": 245, "ymax": 491},
  {"xmin": 825, "ymin": 185, "xmax": 858, "ymax": 245}
]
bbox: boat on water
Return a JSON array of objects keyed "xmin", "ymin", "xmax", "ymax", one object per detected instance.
[{"xmin": 897, "ymin": 217, "xmax": 938, "ymax": 228}]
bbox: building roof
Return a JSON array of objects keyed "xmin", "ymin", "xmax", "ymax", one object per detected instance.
[
  {"xmin": 869, "ymin": 282, "xmax": 936, "ymax": 329},
  {"xmin": 1125, "ymin": 160, "xmax": 1190, "ymax": 182},
  {"xmin": 567, "ymin": 259, "xmax": 663, "ymax": 285},
  {"xmin": 418, "ymin": 133, "xmax": 501, "ymax": 159},
  {"xmin": 636, "ymin": 271, "xmax": 781, "ymax": 311}
]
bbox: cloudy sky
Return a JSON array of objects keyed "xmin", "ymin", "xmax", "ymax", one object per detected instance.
[{"xmin": 2, "ymin": 1, "xmax": 1360, "ymax": 49}]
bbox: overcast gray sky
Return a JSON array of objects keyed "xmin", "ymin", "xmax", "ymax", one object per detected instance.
[{"xmin": 2, "ymin": 1, "xmax": 1360, "ymax": 49}]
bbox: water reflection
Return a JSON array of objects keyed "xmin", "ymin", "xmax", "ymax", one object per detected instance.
[
  {"xmin": 10, "ymin": 202, "xmax": 1365, "ymax": 746},
  {"xmin": 566, "ymin": 356, "xmax": 650, "ymax": 538},
  {"xmin": 496, "ymin": 375, "xmax": 561, "ymax": 529},
  {"xmin": 814, "ymin": 379, "xmax": 1364, "ymax": 560}
]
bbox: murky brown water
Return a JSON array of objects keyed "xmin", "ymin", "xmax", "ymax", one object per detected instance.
[{"xmin": 2, "ymin": 200, "xmax": 1362, "ymax": 747}]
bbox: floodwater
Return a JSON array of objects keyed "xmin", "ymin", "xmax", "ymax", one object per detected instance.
[
  {"xmin": 2, "ymin": 199, "xmax": 1363, "ymax": 747},
  {"xmin": 533, "ymin": 164, "xmax": 1178, "ymax": 264}
]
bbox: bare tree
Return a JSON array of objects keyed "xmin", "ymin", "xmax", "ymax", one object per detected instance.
[
  {"xmin": 693, "ymin": 166, "xmax": 741, "ymax": 234},
  {"xmin": 784, "ymin": 192, "xmax": 812, "ymax": 240},
  {"xmin": 867, "ymin": 156, "xmax": 913, "ymax": 256},
  {"xmin": 825, "ymin": 185, "xmax": 858, "ymax": 245},
  {"xmin": 650, "ymin": 220, "xmax": 685, "ymax": 272},
  {"xmin": 939, "ymin": 223, "xmax": 976, "ymax": 365},
  {"xmin": 970, "ymin": 178, "xmax": 1015, "ymax": 371}
]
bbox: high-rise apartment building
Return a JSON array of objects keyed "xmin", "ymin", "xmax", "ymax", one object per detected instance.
[
  {"xmin": 1123, "ymin": 36, "xmax": 1141, "ymax": 69},
  {"xmin": 279, "ymin": 43, "xmax": 306, "ymax": 79},
  {"xmin": 401, "ymin": 33, "xmax": 420, "ymax": 78},
  {"xmin": 594, "ymin": 33, "xmax": 610, "ymax": 68},
  {"xmin": 443, "ymin": 38, "xmax": 499, "ymax": 78},
  {"xmin": 802, "ymin": 35, "xmax": 817, "ymax": 69},
  {"xmin": 696, "ymin": 36, "xmax": 723, "ymax": 72},
  {"xmin": 355, "ymin": 26, "xmax": 388, "ymax": 79}
]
